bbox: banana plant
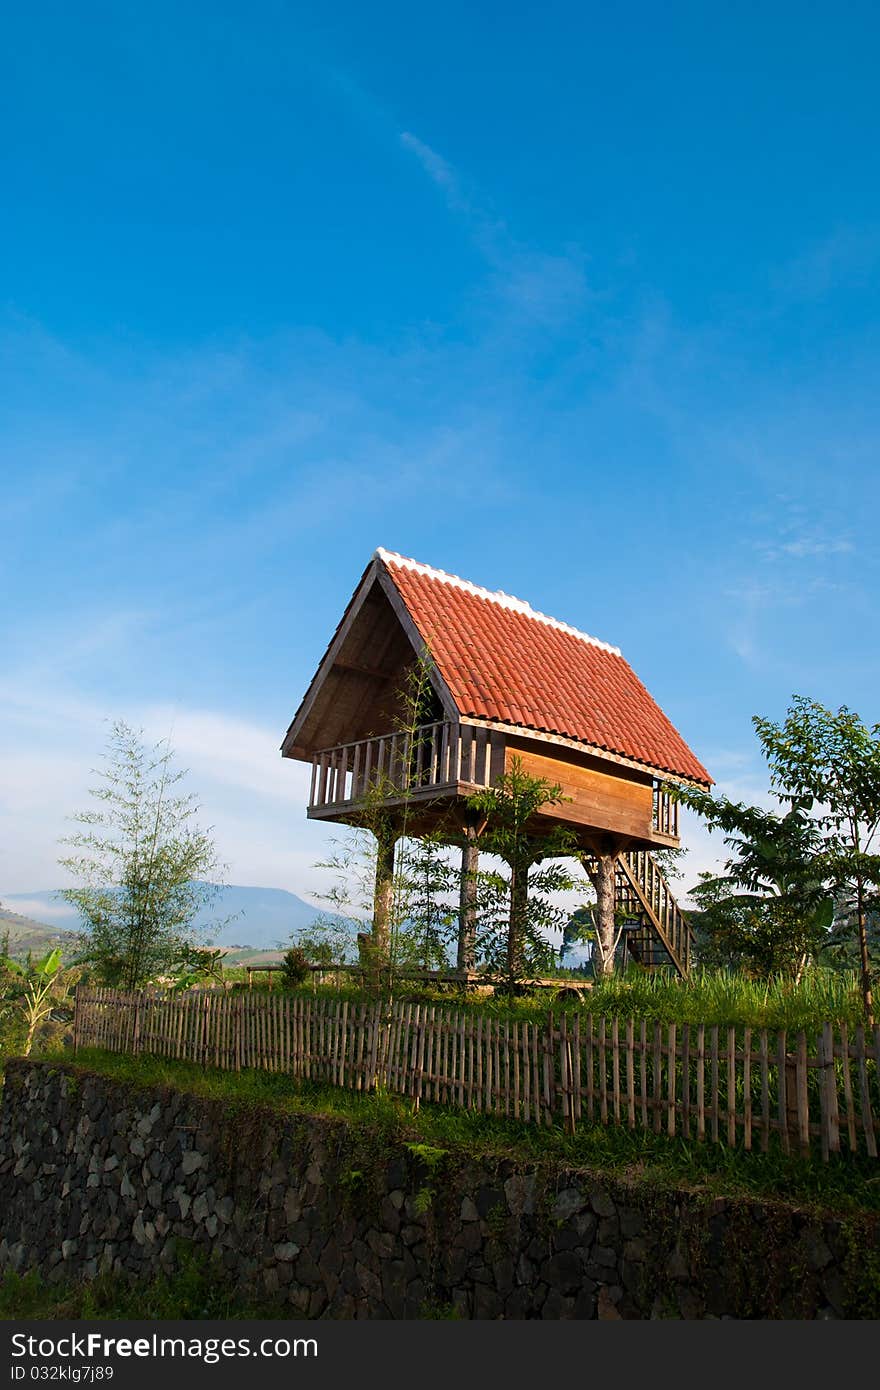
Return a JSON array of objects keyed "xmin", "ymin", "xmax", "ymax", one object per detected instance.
[{"xmin": 0, "ymin": 948, "xmax": 73, "ymax": 1056}]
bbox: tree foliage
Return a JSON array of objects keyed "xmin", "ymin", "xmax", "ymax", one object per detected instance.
[
  {"xmin": 58, "ymin": 721, "xmax": 226, "ymax": 991},
  {"xmin": 753, "ymin": 696, "xmax": 880, "ymax": 1020},
  {"xmin": 468, "ymin": 757, "xmax": 577, "ymax": 987},
  {"xmin": 398, "ymin": 835, "xmax": 458, "ymax": 971},
  {"xmin": 673, "ymin": 695, "xmax": 880, "ymax": 1011}
]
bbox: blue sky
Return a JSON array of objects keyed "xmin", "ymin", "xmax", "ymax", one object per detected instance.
[{"xmin": 2, "ymin": 2, "xmax": 879, "ymax": 908}]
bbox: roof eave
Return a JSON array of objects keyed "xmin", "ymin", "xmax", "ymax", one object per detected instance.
[{"xmin": 458, "ymin": 715, "xmax": 713, "ymax": 787}]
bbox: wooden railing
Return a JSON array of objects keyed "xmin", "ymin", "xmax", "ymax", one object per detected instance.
[
  {"xmin": 309, "ymin": 721, "xmax": 503, "ymax": 813},
  {"xmin": 580, "ymin": 849, "xmax": 693, "ymax": 977},
  {"xmin": 652, "ymin": 782, "xmax": 679, "ymax": 839},
  {"xmin": 617, "ymin": 850, "xmax": 692, "ymax": 977},
  {"xmin": 75, "ymin": 988, "xmax": 880, "ymax": 1160}
]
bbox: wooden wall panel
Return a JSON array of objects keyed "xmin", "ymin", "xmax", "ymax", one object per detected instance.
[{"xmin": 505, "ymin": 742, "xmax": 654, "ymax": 839}]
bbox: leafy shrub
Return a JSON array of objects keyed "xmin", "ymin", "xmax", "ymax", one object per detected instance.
[{"xmin": 281, "ymin": 947, "xmax": 310, "ymax": 990}]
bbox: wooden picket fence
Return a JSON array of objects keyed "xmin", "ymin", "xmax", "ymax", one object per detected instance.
[{"xmin": 73, "ymin": 988, "xmax": 880, "ymax": 1161}]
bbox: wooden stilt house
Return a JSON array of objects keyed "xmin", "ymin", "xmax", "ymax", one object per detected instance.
[{"xmin": 282, "ymin": 549, "xmax": 712, "ymax": 975}]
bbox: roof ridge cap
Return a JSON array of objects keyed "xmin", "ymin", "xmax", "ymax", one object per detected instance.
[{"xmin": 374, "ymin": 547, "xmax": 622, "ymax": 656}]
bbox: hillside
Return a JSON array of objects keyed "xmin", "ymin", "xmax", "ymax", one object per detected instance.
[
  {"xmin": 0, "ymin": 907, "xmax": 81, "ymax": 959},
  {"xmin": 0, "ymin": 885, "xmax": 351, "ymax": 954}
]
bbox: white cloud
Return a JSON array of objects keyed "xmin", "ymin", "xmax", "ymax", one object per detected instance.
[
  {"xmin": 400, "ymin": 132, "xmax": 462, "ymax": 201},
  {"xmin": 399, "ymin": 130, "xmax": 588, "ymax": 328},
  {"xmin": 2, "ymin": 897, "xmax": 72, "ymax": 920},
  {"xmin": 0, "ymin": 678, "xmax": 339, "ymax": 899},
  {"xmin": 139, "ymin": 706, "xmax": 309, "ymax": 806}
]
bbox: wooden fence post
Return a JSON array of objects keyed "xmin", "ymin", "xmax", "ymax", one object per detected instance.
[
  {"xmin": 72, "ymin": 985, "xmax": 82, "ymax": 1053},
  {"xmin": 819, "ymin": 1023, "xmax": 840, "ymax": 1159},
  {"xmin": 784, "ymin": 1047, "xmax": 810, "ymax": 1157}
]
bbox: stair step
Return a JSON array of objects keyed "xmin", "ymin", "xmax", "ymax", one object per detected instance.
[{"xmin": 584, "ymin": 849, "xmax": 693, "ymax": 978}]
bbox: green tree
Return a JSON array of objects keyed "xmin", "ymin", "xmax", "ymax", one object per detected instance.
[
  {"xmin": 290, "ymin": 912, "xmax": 357, "ymax": 966},
  {"xmin": 752, "ymin": 696, "xmax": 880, "ymax": 1023},
  {"xmin": 686, "ymin": 872, "xmax": 830, "ymax": 976},
  {"xmin": 468, "ymin": 756, "xmax": 576, "ymax": 991},
  {"xmin": 398, "ymin": 835, "xmax": 457, "ymax": 971},
  {"xmin": 280, "ymin": 946, "xmax": 310, "ymax": 989},
  {"xmin": 475, "ymin": 861, "xmax": 573, "ymax": 977},
  {"xmin": 58, "ymin": 721, "xmax": 226, "ymax": 991},
  {"xmin": 560, "ymin": 904, "xmax": 595, "ymax": 968},
  {"xmin": 671, "ymin": 785, "xmax": 833, "ymax": 979}
]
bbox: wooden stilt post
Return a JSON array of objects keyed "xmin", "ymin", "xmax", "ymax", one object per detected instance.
[
  {"xmin": 359, "ymin": 820, "xmax": 400, "ymax": 986},
  {"xmin": 372, "ymin": 828, "xmax": 397, "ymax": 958},
  {"xmin": 457, "ymin": 824, "xmax": 479, "ymax": 973},
  {"xmin": 582, "ymin": 835, "xmax": 623, "ymax": 980}
]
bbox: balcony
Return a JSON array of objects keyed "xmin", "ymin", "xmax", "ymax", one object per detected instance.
[
  {"xmin": 308, "ymin": 719, "xmax": 681, "ymax": 844},
  {"xmin": 308, "ymin": 721, "xmax": 503, "ymax": 817}
]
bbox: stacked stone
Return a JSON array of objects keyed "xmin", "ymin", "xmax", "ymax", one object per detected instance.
[{"xmin": 0, "ymin": 1061, "xmax": 874, "ymax": 1319}]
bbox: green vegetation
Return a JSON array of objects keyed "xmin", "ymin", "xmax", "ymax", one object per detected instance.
[
  {"xmin": 675, "ymin": 695, "xmax": 880, "ymax": 1021},
  {"xmin": 58, "ymin": 720, "xmax": 228, "ymax": 991},
  {"xmin": 280, "ymin": 946, "xmax": 310, "ymax": 988},
  {"xmin": 218, "ymin": 964, "xmax": 868, "ymax": 1031},
  {"xmin": 468, "ymin": 757, "xmax": 577, "ymax": 987},
  {"xmin": 0, "ymin": 948, "xmax": 79, "ymax": 1063},
  {"xmin": 61, "ymin": 1049, "xmax": 880, "ymax": 1214},
  {"xmin": 548, "ymin": 964, "xmax": 867, "ymax": 1031},
  {"xmin": 0, "ymin": 948, "xmax": 78, "ymax": 1055},
  {"xmin": 0, "ymin": 1245, "xmax": 276, "ymax": 1320}
]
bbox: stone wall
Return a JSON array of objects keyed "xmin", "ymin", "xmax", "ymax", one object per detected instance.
[{"xmin": 1, "ymin": 1060, "xmax": 877, "ymax": 1319}]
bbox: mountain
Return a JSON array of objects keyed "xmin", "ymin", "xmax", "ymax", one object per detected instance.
[
  {"xmin": 0, "ymin": 905, "xmax": 81, "ymax": 959},
  {"xmin": 0, "ymin": 885, "xmax": 347, "ymax": 953}
]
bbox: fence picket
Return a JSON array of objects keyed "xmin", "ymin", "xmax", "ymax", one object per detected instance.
[
  {"xmin": 796, "ymin": 1031, "xmax": 810, "ymax": 1155},
  {"xmin": 819, "ymin": 1023, "xmax": 840, "ymax": 1159},
  {"xmin": 611, "ymin": 1017, "xmax": 621, "ymax": 1124},
  {"xmin": 743, "ymin": 1027, "xmax": 752, "ymax": 1152},
  {"xmin": 667, "ymin": 1023, "xmax": 677, "ymax": 1138},
  {"xmin": 760, "ymin": 1029, "xmax": 770, "ymax": 1152},
  {"xmin": 711, "ymin": 1026, "xmax": 720, "ymax": 1144},
  {"xmin": 840, "ymin": 1022, "xmax": 857, "ymax": 1152},
  {"xmin": 542, "ymin": 1014, "xmax": 553, "ymax": 1126},
  {"xmin": 727, "ymin": 1026, "xmax": 737, "ymax": 1147},
  {"xmin": 855, "ymin": 1026, "xmax": 877, "ymax": 1158},
  {"xmin": 586, "ymin": 1015, "xmax": 595, "ymax": 1123},
  {"xmin": 681, "ymin": 1023, "xmax": 690, "ymax": 1140},
  {"xmin": 696, "ymin": 1023, "xmax": 705, "ymax": 1142},
  {"xmin": 626, "ymin": 1018, "xmax": 635, "ymax": 1130},
  {"xmin": 777, "ymin": 1032, "xmax": 789, "ymax": 1155},
  {"xmin": 70, "ymin": 989, "xmax": 880, "ymax": 1163},
  {"xmin": 652, "ymin": 1021, "xmax": 662, "ymax": 1134}
]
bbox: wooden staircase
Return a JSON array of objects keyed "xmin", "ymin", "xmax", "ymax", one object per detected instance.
[{"xmin": 615, "ymin": 850, "xmax": 693, "ymax": 977}]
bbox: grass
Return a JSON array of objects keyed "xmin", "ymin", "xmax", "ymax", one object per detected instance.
[
  {"xmin": 0, "ymin": 1246, "xmax": 277, "ymax": 1320},
  {"xmin": 548, "ymin": 966, "xmax": 868, "ymax": 1031},
  {"xmin": 53, "ymin": 1047, "xmax": 880, "ymax": 1215},
  {"xmin": 236, "ymin": 965, "xmax": 869, "ymax": 1032}
]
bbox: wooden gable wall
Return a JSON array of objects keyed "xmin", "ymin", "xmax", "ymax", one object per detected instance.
[{"xmin": 283, "ymin": 578, "xmax": 445, "ymax": 758}]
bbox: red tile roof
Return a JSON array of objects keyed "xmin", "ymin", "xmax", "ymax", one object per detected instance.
[{"xmin": 377, "ymin": 549, "xmax": 711, "ymax": 786}]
